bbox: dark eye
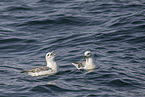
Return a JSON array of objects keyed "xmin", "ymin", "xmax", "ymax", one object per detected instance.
[
  {"xmin": 47, "ymin": 54, "xmax": 49, "ymax": 56},
  {"xmin": 87, "ymin": 53, "xmax": 90, "ymax": 55}
]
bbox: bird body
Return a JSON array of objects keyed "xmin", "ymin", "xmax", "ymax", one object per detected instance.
[
  {"xmin": 21, "ymin": 51, "xmax": 58, "ymax": 76},
  {"xmin": 84, "ymin": 57, "xmax": 96, "ymax": 70},
  {"xmin": 72, "ymin": 51, "xmax": 96, "ymax": 70}
]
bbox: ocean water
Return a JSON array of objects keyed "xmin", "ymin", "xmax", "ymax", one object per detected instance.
[{"xmin": 0, "ymin": 0, "xmax": 145, "ymax": 97}]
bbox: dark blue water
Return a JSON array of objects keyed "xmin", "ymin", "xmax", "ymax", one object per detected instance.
[{"xmin": 0, "ymin": 0, "xmax": 145, "ymax": 97}]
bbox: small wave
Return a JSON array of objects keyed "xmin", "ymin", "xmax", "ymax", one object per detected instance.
[
  {"xmin": 108, "ymin": 79, "xmax": 135, "ymax": 87},
  {"xmin": 57, "ymin": 70, "xmax": 73, "ymax": 75},
  {"xmin": 97, "ymin": 32, "xmax": 133, "ymax": 43},
  {"xmin": 109, "ymin": 17, "xmax": 131, "ymax": 28},
  {"xmin": 135, "ymin": 24, "xmax": 145, "ymax": 29},
  {"xmin": 6, "ymin": 6, "xmax": 32, "ymax": 11},
  {"xmin": 17, "ymin": 16, "xmax": 92, "ymax": 26},
  {"xmin": 30, "ymin": 85, "xmax": 56, "ymax": 95},
  {"xmin": 0, "ymin": 37, "xmax": 39, "ymax": 54},
  {"xmin": 0, "ymin": 65, "xmax": 22, "ymax": 71},
  {"xmin": 20, "ymin": 19, "xmax": 54, "ymax": 26},
  {"xmin": 126, "ymin": 36, "xmax": 145, "ymax": 44},
  {"xmin": 38, "ymin": 33, "xmax": 95, "ymax": 52},
  {"xmin": 85, "ymin": 73, "xmax": 116, "ymax": 81},
  {"xmin": 38, "ymin": 0, "xmax": 70, "ymax": 3},
  {"xmin": 30, "ymin": 84, "xmax": 81, "ymax": 95},
  {"xmin": 0, "ymin": 38, "xmax": 24, "ymax": 44},
  {"xmin": 123, "ymin": 4, "xmax": 144, "ymax": 8},
  {"xmin": 0, "ymin": 69, "xmax": 9, "ymax": 74},
  {"xmin": 132, "ymin": 20, "xmax": 144, "ymax": 25}
]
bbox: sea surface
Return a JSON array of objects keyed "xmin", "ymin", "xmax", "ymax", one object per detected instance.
[{"xmin": 0, "ymin": 0, "xmax": 145, "ymax": 97}]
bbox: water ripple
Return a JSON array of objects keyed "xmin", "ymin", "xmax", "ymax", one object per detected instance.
[{"xmin": 1, "ymin": 0, "xmax": 145, "ymax": 96}]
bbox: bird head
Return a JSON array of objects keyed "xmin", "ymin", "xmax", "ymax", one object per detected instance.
[
  {"xmin": 45, "ymin": 50, "xmax": 56, "ymax": 62},
  {"xmin": 83, "ymin": 51, "xmax": 91, "ymax": 59}
]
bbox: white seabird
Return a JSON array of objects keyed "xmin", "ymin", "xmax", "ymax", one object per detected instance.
[
  {"xmin": 21, "ymin": 51, "xmax": 58, "ymax": 76},
  {"xmin": 72, "ymin": 51, "xmax": 96, "ymax": 70}
]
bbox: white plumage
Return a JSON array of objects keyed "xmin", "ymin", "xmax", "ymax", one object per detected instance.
[
  {"xmin": 72, "ymin": 51, "xmax": 96, "ymax": 70},
  {"xmin": 21, "ymin": 51, "xmax": 58, "ymax": 76}
]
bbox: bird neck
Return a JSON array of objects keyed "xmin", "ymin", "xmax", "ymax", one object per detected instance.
[
  {"xmin": 86, "ymin": 57, "xmax": 93, "ymax": 63},
  {"xmin": 85, "ymin": 57, "xmax": 95, "ymax": 69},
  {"xmin": 46, "ymin": 60, "xmax": 58, "ymax": 70}
]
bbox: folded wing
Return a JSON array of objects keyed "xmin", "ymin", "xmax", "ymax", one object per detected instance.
[
  {"xmin": 21, "ymin": 66, "xmax": 52, "ymax": 73},
  {"xmin": 72, "ymin": 62, "xmax": 85, "ymax": 69}
]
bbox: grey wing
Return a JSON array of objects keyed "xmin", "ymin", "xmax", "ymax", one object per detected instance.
[
  {"xmin": 21, "ymin": 67, "xmax": 51, "ymax": 73},
  {"xmin": 72, "ymin": 61, "xmax": 85, "ymax": 69},
  {"xmin": 35, "ymin": 67, "xmax": 52, "ymax": 71}
]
